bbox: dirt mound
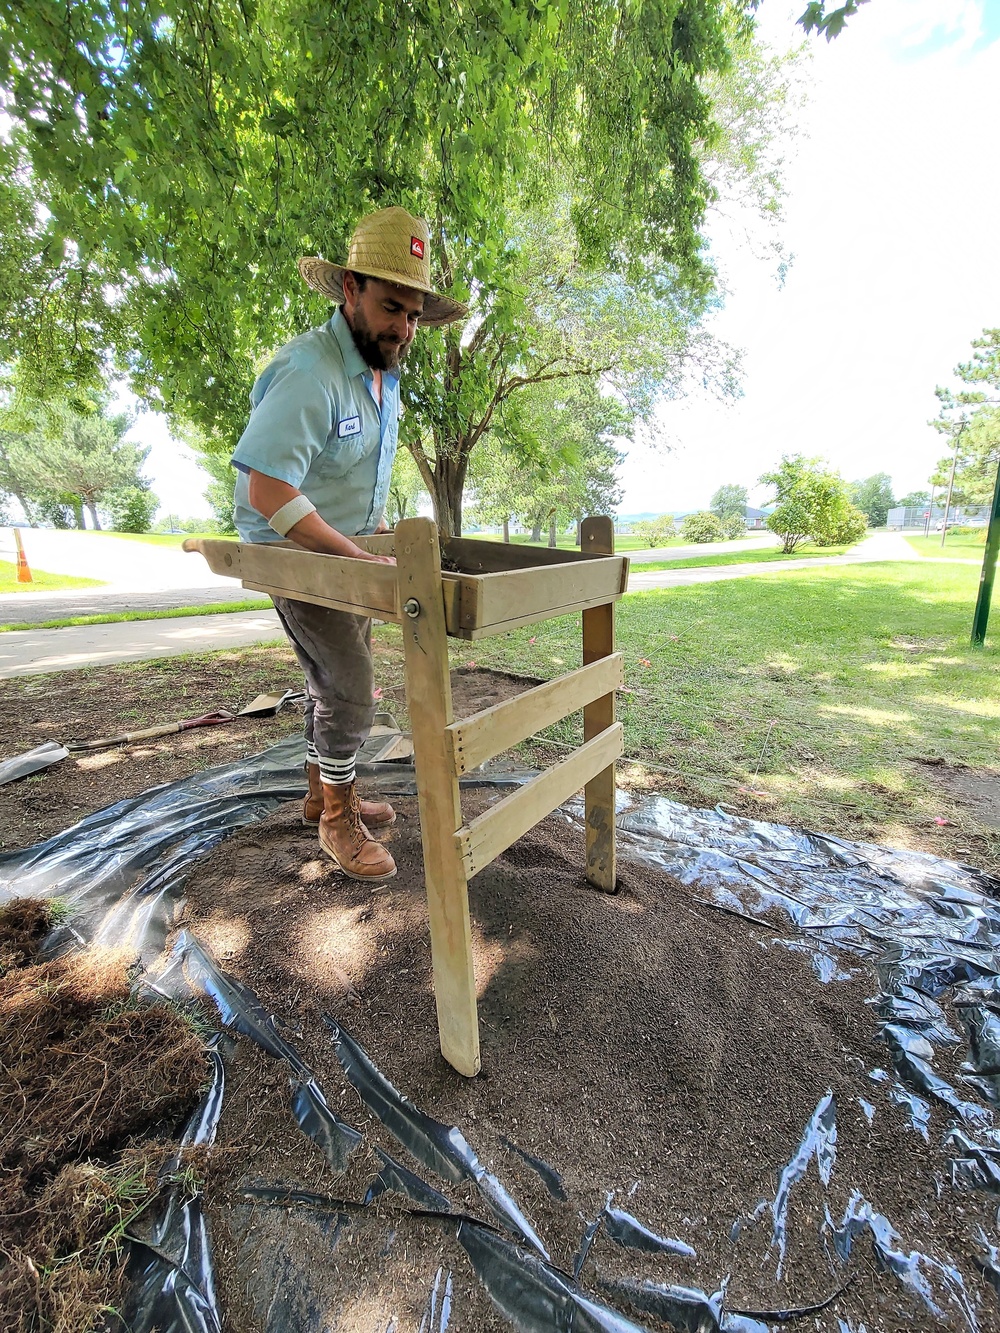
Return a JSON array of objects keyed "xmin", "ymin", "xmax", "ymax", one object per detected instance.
[
  {"xmin": 0, "ymin": 926, "xmax": 209, "ymax": 1333},
  {"xmin": 177, "ymin": 793, "xmax": 998, "ymax": 1331}
]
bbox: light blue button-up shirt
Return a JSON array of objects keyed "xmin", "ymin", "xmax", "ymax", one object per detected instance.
[{"xmin": 231, "ymin": 308, "xmax": 400, "ymax": 543}]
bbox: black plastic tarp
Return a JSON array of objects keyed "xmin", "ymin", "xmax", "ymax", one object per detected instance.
[{"xmin": 5, "ymin": 739, "xmax": 1000, "ymax": 1330}]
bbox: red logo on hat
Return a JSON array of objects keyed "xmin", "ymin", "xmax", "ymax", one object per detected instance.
[{"xmin": 410, "ymin": 236, "xmax": 425, "ymax": 259}]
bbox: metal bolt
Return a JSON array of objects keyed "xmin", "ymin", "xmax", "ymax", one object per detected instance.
[{"xmin": 403, "ymin": 598, "xmax": 421, "ymax": 619}]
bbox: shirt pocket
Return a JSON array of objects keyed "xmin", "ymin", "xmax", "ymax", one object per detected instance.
[{"xmin": 319, "ymin": 414, "xmax": 375, "ymax": 478}]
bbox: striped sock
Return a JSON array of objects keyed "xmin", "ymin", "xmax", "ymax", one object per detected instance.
[
  {"xmin": 306, "ymin": 742, "xmax": 320, "ymax": 766},
  {"xmin": 319, "ymin": 753, "xmax": 357, "ymax": 786}
]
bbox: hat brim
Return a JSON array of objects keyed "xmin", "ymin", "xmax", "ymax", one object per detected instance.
[{"xmin": 298, "ymin": 257, "xmax": 468, "ymax": 327}]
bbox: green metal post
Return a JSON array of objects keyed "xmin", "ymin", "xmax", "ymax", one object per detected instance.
[{"xmin": 971, "ymin": 458, "xmax": 1000, "ymax": 647}]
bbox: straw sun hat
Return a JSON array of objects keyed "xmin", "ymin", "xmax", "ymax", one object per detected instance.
[{"xmin": 298, "ymin": 207, "xmax": 468, "ymax": 327}]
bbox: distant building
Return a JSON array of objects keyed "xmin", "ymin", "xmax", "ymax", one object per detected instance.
[{"xmin": 745, "ymin": 506, "xmax": 773, "ymax": 530}]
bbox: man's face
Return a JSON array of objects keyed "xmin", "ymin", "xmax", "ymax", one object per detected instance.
[{"xmin": 343, "ymin": 275, "xmax": 424, "ymax": 372}]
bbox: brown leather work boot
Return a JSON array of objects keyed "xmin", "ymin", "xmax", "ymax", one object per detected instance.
[
  {"xmin": 303, "ymin": 763, "xmax": 395, "ymax": 830},
  {"xmin": 319, "ymin": 782, "xmax": 397, "ymax": 880},
  {"xmin": 303, "ymin": 762, "xmax": 324, "ymax": 825}
]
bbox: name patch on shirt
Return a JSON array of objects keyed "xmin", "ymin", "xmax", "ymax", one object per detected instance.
[{"xmin": 337, "ymin": 415, "xmax": 361, "ymax": 438}]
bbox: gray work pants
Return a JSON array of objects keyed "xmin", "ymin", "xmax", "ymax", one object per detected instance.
[{"xmin": 271, "ymin": 596, "xmax": 376, "ymax": 759}]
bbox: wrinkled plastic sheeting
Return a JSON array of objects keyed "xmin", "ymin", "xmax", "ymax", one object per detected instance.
[
  {"xmin": 0, "ymin": 739, "xmax": 68, "ymax": 787},
  {"xmin": 766, "ymin": 1091, "xmax": 836, "ymax": 1278},
  {"xmin": 0, "ymin": 733, "xmax": 531, "ymax": 961},
  {"xmin": 418, "ymin": 1266, "xmax": 454, "ymax": 1332},
  {"xmin": 456, "ymin": 1221, "xmax": 651, "ymax": 1333},
  {"xmin": 607, "ymin": 795, "xmax": 1000, "ymax": 1195},
  {"xmin": 155, "ymin": 932, "xmax": 363, "ymax": 1174},
  {"xmin": 0, "ymin": 735, "xmax": 307, "ymax": 958},
  {"xmin": 737, "ymin": 1091, "xmax": 983, "ymax": 1330},
  {"xmin": 831, "ymin": 1191, "xmax": 980, "ymax": 1330},
  {"xmin": 7, "ymin": 742, "xmax": 1000, "ymax": 1326},
  {"xmin": 122, "ymin": 1046, "xmax": 226, "ymax": 1333},
  {"xmin": 573, "ymin": 1197, "xmax": 695, "ymax": 1279},
  {"xmin": 596, "ymin": 1276, "xmax": 768, "ymax": 1333},
  {"xmin": 325, "ymin": 1016, "xmax": 550, "ymax": 1259},
  {"xmin": 501, "ymin": 1137, "xmax": 568, "ymax": 1202}
]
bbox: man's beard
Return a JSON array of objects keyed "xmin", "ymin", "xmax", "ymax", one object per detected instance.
[{"xmin": 347, "ymin": 305, "xmax": 412, "ymax": 372}]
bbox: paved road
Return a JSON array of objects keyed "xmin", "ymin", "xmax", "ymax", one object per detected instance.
[
  {"xmin": 1, "ymin": 529, "xmax": 974, "ymax": 679},
  {"xmin": 0, "ymin": 610, "xmax": 284, "ymax": 678},
  {"xmin": 0, "ymin": 526, "xmax": 244, "ymax": 626}
]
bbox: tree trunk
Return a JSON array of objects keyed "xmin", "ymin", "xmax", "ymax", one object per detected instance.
[
  {"xmin": 530, "ymin": 514, "xmax": 542, "ymax": 543},
  {"xmin": 429, "ymin": 450, "xmax": 469, "ymax": 539},
  {"xmin": 73, "ymin": 500, "xmax": 85, "ymax": 529},
  {"xmin": 548, "ymin": 513, "xmax": 558, "ymax": 548},
  {"xmin": 575, "ymin": 517, "xmax": 582, "ymax": 547},
  {"xmin": 86, "ymin": 502, "xmax": 102, "ymax": 530},
  {"xmin": 502, "ymin": 517, "xmax": 509, "ymax": 543},
  {"xmin": 11, "ymin": 488, "xmax": 38, "ymax": 525}
]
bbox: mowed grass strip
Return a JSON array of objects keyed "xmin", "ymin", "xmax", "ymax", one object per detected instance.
[
  {"xmin": 372, "ymin": 560, "xmax": 1000, "ymax": 866},
  {"xmin": 0, "ymin": 599, "xmax": 272, "ymax": 632},
  {"xmin": 0, "ymin": 561, "xmax": 106, "ymax": 594},
  {"xmin": 906, "ymin": 534, "xmax": 987, "ymax": 559},
  {"xmin": 89, "ymin": 530, "xmax": 223, "ymax": 547},
  {"xmin": 635, "ymin": 541, "xmax": 854, "ymax": 572}
]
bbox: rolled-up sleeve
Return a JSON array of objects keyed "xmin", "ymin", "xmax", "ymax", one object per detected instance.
[{"xmin": 231, "ymin": 361, "xmax": 334, "ymax": 488}]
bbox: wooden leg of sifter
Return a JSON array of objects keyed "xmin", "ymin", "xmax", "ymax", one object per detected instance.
[
  {"xmin": 581, "ymin": 516, "xmax": 617, "ymax": 893},
  {"xmin": 396, "ymin": 517, "xmax": 481, "ymax": 1076}
]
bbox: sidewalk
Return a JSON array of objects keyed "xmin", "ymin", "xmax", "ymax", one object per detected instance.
[{"xmin": 0, "ymin": 610, "xmax": 283, "ymax": 679}]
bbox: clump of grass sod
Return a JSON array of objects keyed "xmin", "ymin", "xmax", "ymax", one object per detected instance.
[{"xmin": 0, "ymin": 898, "xmax": 210, "ymax": 1332}]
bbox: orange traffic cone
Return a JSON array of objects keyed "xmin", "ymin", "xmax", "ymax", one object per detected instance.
[{"xmin": 14, "ymin": 529, "xmax": 32, "ymax": 584}]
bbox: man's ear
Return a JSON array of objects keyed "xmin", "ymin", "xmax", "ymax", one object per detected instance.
[{"xmin": 342, "ymin": 271, "xmax": 358, "ymax": 312}]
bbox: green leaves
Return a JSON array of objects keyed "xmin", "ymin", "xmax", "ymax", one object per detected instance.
[
  {"xmin": 0, "ymin": 0, "xmax": 786, "ymax": 531},
  {"xmin": 797, "ymin": 1, "xmax": 870, "ymax": 41}
]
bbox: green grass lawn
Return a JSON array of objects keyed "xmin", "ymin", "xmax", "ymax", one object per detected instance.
[
  {"xmin": 94, "ymin": 530, "xmax": 223, "ymax": 547},
  {"xmin": 906, "ymin": 534, "xmax": 987, "ymax": 559},
  {"xmin": 466, "ymin": 531, "xmax": 677, "ymax": 552},
  {"xmin": 370, "ymin": 560, "xmax": 1000, "ymax": 867},
  {"xmin": 0, "ymin": 599, "xmax": 270, "ymax": 632},
  {"xmin": 0, "ymin": 561, "xmax": 105, "ymax": 594},
  {"xmin": 635, "ymin": 542, "xmax": 853, "ymax": 572}
]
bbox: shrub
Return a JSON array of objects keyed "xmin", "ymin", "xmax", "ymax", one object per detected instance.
[
  {"xmin": 812, "ymin": 504, "xmax": 867, "ymax": 547},
  {"xmin": 633, "ymin": 516, "xmax": 676, "ymax": 547},
  {"xmin": 721, "ymin": 512, "xmax": 746, "ymax": 540},
  {"xmin": 680, "ymin": 510, "xmax": 726, "ymax": 543}
]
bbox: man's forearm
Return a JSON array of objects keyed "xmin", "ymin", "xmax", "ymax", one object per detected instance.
[
  {"xmin": 283, "ymin": 509, "xmax": 370, "ymax": 558},
  {"xmin": 247, "ymin": 470, "xmax": 392, "ymax": 563}
]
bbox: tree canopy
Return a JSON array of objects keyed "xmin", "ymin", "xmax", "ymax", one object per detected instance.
[
  {"xmin": 847, "ymin": 472, "xmax": 894, "ymax": 527},
  {"xmin": 930, "ymin": 330, "xmax": 1000, "ymax": 508},
  {"xmin": 0, "ymin": 392, "xmax": 153, "ymax": 528},
  {"xmin": 0, "ymin": 0, "xmax": 797, "ymax": 534},
  {"xmin": 710, "ymin": 482, "xmax": 748, "ymax": 520}
]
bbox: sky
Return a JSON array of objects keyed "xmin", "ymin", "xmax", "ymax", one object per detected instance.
[{"xmin": 133, "ymin": 0, "xmax": 1000, "ymax": 520}]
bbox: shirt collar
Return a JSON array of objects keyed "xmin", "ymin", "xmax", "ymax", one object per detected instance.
[{"xmin": 328, "ymin": 308, "xmax": 401, "ymax": 388}]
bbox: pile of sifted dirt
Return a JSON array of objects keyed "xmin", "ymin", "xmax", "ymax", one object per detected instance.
[
  {"xmin": 0, "ymin": 901, "xmax": 210, "ymax": 1333},
  {"xmin": 176, "ymin": 784, "xmax": 999, "ymax": 1333}
]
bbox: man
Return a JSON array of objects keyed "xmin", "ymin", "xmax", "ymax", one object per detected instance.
[{"xmin": 231, "ymin": 206, "xmax": 467, "ymax": 881}]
